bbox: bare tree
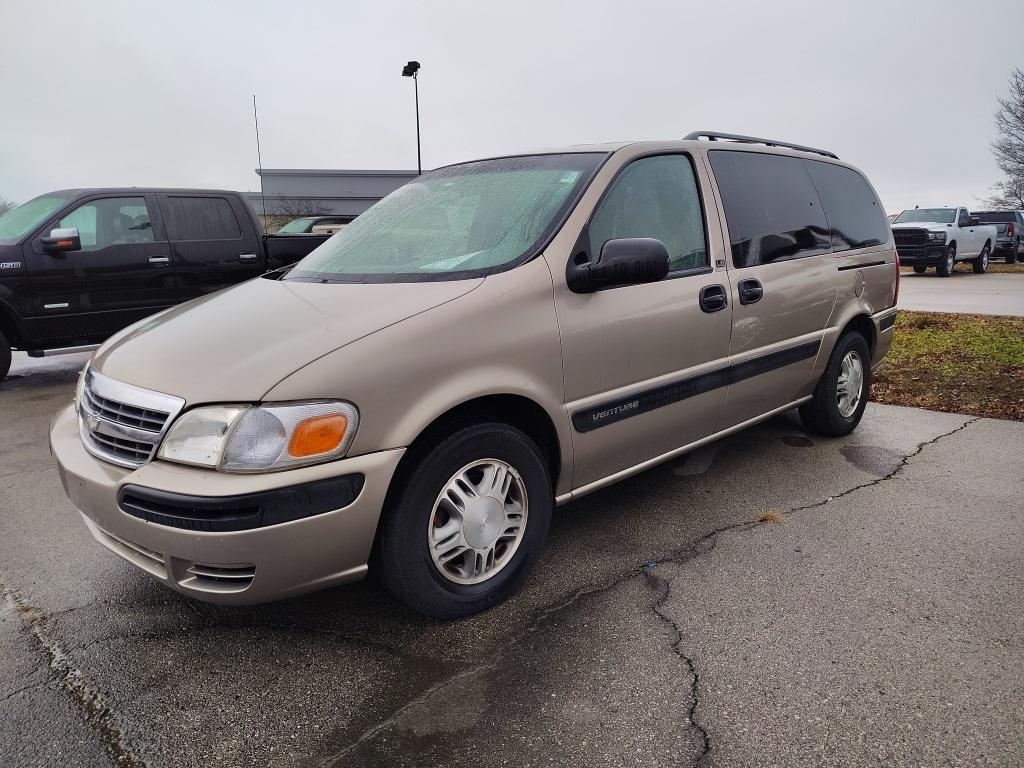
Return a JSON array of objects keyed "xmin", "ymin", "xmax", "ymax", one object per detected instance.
[
  {"xmin": 985, "ymin": 68, "xmax": 1024, "ymax": 209},
  {"xmin": 0, "ymin": 197, "xmax": 15, "ymax": 216},
  {"xmin": 275, "ymin": 197, "xmax": 331, "ymax": 218}
]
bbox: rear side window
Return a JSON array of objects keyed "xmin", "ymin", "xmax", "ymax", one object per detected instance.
[
  {"xmin": 588, "ymin": 154, "xmax": 708, "ymax": 272},
  {"xmin": 162, "ymin": 197, "xmax": 240, "ymax": 241},
  {"xmin": 804, "ymin": 161, "xmax": 888, "ymax": 252},
  {"xmin": 709, "ymin": 151, "xmax": 830, "ymax": 267}
]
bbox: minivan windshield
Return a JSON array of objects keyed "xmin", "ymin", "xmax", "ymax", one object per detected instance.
[
  {"xmin": 278, "ymin": 217, "xmax": 316, "ymax": 234},
  {"xmin": 0, "ymin": 192, "xmax": 75, "ymax": 243},
  {"xmin": 285, "ymin": 153, "xmax": 604, "ymax": 282},
  {"xmin": 893, "ymin": 208, "xmax": 956, "ymax": 224}
]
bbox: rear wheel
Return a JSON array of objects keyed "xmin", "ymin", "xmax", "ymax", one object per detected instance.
[
  {"xmin": 913, "ymin": 265, "xmax": 927, "ymax": 274},
  {"xmin": 799, "ymin": 332, "xmax": 871, "ymax": 437},
  {"xmin": 376, "ymin": 423, "xmax": 552, "ymax": 619},
  {"xmin": 1008, "ymin": 238, "xmax": 1019, "ymax": 265},
  {"xmin": 0, "ymin": 329, "xmax": 11, "ymax": 384},
  {"xmin": 937, "ymin": 244, "xmax": 956, "ymax": 277},
  {"xmin": 972, "ymin": 244, "xmax": 990, "ymax": 274}
]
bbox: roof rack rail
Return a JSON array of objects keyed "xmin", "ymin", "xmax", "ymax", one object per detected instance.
[{"xmin": 683, "ymin": 131, "xmax": 838, "ymax": 159}]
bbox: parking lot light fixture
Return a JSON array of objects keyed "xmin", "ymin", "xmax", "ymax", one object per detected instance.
[{"xmin": 401, "ymin": 60, "xmax": 422, "ymax": 175}]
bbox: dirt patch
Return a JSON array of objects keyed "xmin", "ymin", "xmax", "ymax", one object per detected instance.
[{"xmin": 872, "ymin": 311, "xmax": 1024, "ymax": 421}]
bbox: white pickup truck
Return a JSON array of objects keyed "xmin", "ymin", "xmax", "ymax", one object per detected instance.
[{"xmin": 891, "ymin": 207, "xmax": 996, "ymax": 276}]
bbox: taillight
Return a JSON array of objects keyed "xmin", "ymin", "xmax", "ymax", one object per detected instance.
[
  {"xmin": 893, "ymin": 252, "xmax": 900, "ymax": 307},
  {"xmin": 1008, "ymin": 222, "xmax": 1015, "ymax": 237}
]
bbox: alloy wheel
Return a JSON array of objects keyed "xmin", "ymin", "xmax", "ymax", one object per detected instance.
[
  {"xmin": 427, "ymin": 459, "xmax": 528, "ymax": 585},
  {"xmin": 836, "ymin": 350, "xmax": 864, "ymax": 418}
]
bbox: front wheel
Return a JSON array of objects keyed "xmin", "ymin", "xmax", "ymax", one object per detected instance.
[
  {"xmin": 973, "ymin": 244, "xmax": 990, "ymax": 274},
  {"xmin": 0, "ymin": 329, "xmax": 11, "ymax": 384},
  {"xmin": 913, "ymin": 265, "xmax": 927, "ymax": 274},
  {"xmin": 799, "ymin": 332, "xmax": 871, "ymax": 437},
  {"xmin": 937, "ymin": 245, "xmax": 956, "ymax": 277},
  {"xmin": 376, "ymin": 423, "xmax": 552, "ymax": 619}
]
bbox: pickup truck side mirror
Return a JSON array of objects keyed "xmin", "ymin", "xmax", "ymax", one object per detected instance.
[
  {"xmin": 41, "ymin": 227, "xmax": 82, "ymax": 253},
  {"xmin": 969, "ymin": 216, "xmax": 980, "ymax": 226},
  {"xmin": 567, "ymin": 237, "xmax": 670, "ymax": 293}
]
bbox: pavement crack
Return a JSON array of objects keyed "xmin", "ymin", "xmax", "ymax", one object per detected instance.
[
  {"xmin": 643, "ymin": 567, "xmax": 712, "ymax": 767},
  {"xmin": 0, "ymin": 584, "xmax": 147, "ymax": 768},
  {"xmin": 790, "ymin": 416, "xmax": 980, "ymax": 515}
]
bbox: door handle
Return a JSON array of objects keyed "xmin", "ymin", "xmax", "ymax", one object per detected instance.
[
  {"xmin": 239, "ymin": 253, "xmax": 258, "ymax": 262},
  {"xmin": 699, "ymin": 284, "xmax": 729, "ymax": 313},
  {"xmin": 738, "ymin": 278, "xmax": 763, "ymax": 305},
  {"xmin": 148, "ymin": 256, "xmax": 170, "ymax": 266}
]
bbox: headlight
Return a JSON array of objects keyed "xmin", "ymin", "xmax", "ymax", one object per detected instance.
[
  {"xmin": 158, "ymin": 401, "xmax": 359, "ymax": 472},
  {"xmin": 928, "ymin": 232, "xmax": 947, "ymax": 243}
]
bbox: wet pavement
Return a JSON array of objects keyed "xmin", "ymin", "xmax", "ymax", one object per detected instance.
[{"xmin": 1, "ymin": 353, "xmax": 1022, "ymax": 767}]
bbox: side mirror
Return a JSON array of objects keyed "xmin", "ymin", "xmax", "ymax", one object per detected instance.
[
  {"xmin": 41, "ymin": 227, "xmax": 81, "ymax": 253},
  {"xmin": 567, "ymin": 237, "xmax": 670, "ymax": 293},
  {"xmin": 969, "ymin": 216, "xmax": 980, "ymax": 226}
]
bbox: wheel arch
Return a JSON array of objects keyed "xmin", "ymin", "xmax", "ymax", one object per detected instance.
[
  {"xmin": 0, "ymin": 301, "xmax": 24, "ymax": 349},
  {"xmin": 389, "ymin": 393, "xmax": 564, "ymax": 496}
]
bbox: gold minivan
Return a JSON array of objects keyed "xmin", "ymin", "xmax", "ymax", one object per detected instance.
[{"xmin": 50, "ymin": 132, "xmax": 899, "ymax": 618}]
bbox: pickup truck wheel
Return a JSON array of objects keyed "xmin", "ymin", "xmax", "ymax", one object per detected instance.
[
  {"xmin": 799, "ymin": 332, "xmax": 871, "ymax": 437},
  {"xmin": 972, "ymin": 244, "xmax": 990, "ymax": 274},
  {"xmin": 1008, "ymin": 238, "xmax": 1019, "ymax": 264},
  {"xmin": 912, "ymin": 265, "xmax": 927, "ymax": 274},
  {"xmin": 376, "ymin": 423, "xmax": 552, "ymax": 619},
  {"xmin": 937, "ymin": 245, "xmax": 956, "ymax": 277},
  {"xmin": 0, "ymin": 330, "xmax": 10, "ymax": 384}
]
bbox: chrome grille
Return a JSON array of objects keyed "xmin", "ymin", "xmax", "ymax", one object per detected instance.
[{"xmin": 78, "ymin": 368, "xmax": 185, "ymax": 469}]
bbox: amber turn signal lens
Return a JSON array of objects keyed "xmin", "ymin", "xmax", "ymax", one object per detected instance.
[{"xmin": 287, "ymin": 414, "xmax": 348, "ymax": 457}]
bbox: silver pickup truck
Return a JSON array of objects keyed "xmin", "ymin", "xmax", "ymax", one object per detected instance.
[{"xmin": 891, "ymin": 207, "xmax": 997, "ymax": 276}]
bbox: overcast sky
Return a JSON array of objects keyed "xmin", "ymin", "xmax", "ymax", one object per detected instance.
[{"xmin": 1, "ymin": 0, "xmax": 1021, "ymax": 213}]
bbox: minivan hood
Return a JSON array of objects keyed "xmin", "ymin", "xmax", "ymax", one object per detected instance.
[{"xmin": 92, "ymin": 276, "xmax": 482, "ymax": 403}]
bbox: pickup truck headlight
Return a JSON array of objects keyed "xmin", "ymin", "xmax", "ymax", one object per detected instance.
[
  {"xmin": 157, "ymin": 401, "xmax": 359, "ymax": 472},
  {"xmin": 928, "ymin": 232, "xmax": 947, "ymax": 243}
]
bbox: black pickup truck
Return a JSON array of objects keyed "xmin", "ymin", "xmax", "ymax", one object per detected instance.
[{"xmin": 0, "ymin": 188, "xmax": 330, "ymax": 382}]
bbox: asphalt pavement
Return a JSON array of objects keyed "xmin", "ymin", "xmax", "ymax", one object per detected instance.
[
  {"xmin": 898, "ymin": 270, "xmax": 1024, "ymax": 316},
  {"xmin": 1, "ymin": 354, "xmax": 1022, "ymax": 767}
]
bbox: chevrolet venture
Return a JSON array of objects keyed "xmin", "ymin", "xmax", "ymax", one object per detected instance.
[{"xmin": 50, "ymin": 133, "xmax": 899, "ymax": 618}]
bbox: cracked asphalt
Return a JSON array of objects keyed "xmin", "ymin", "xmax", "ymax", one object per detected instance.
[{"xmin": 1, "ymin": 350, "xmax": 1022, "ymax": 767}]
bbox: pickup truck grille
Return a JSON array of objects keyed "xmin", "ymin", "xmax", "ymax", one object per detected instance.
[
  {"xmin": 893, "ymin": 229, "xmax": 929, "ymax": 247},
  {"xmin": 78, "ymin": 368, "xmax": 185, "ymax": 469}
]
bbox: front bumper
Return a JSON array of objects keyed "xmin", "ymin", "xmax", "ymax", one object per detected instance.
[
  {"xmin": 895, "ymin": 244, "xmax": 947, "ymax": 265},
  {"xmin": 50, "ymin": 404, "xmax": 404, "ymax": 604}
]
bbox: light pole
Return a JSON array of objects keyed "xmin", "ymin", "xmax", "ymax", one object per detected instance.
[{"xmin": 401, "ymin": 60, "xmax": 421, "ymax": 175}]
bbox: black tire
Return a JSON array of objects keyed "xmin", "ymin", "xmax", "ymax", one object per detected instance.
[
  {"xmin": 1008, "ymin": 238, "xmax": 1019, "ymax": 265},
  {"xmin": 913, "ymin": 265, "xmax": 927, "ymax": 274},
  {"xmin": 972, "ymin": 244, "xmax": 990, "ymax": 274},
  {"xmin": 376, "ymin": 423, "xmax": 552, "ymax": 619},
  {"xmin": 799, "ymin": 332, "xmax": 871, "ymax": 437},
  {"xmin": 0, "ymin": 329, "xmax": 11, "ymax": 384},
  {"xmin": 936, "ymin": 244, "xmax": 956, "ymax": 277}
]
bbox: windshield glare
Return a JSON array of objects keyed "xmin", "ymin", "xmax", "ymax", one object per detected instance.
[
  {"xmin": 893, "ymin": 208, "xmax": 956, "ymax": 224},
  {"xmin": 0, "ymin": 193, "xmax": 72, "ymax": 242},
  {"xmin": 285, "ymin": 153, "xmax": 603, "ymax": 282}
]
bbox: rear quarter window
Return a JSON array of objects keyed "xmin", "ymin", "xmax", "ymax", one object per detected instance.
[
  {"xmin": 708, "ymin": 150, "xmax": 831, "ymax": 268},
  {"xmin": 162, "ymin": 197, "xmax": 241, "ymax": 241},
  {"xmin": 804, "ymin": 160, "xmax": 889, "ymax": 252}
]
